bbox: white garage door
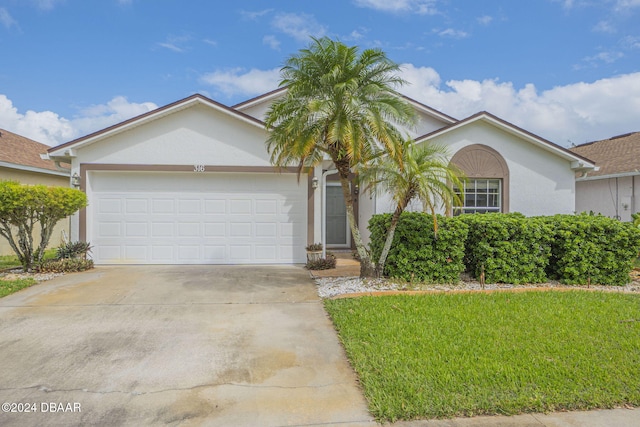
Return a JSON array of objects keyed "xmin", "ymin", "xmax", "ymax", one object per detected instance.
[{"xmin": 88, "ymin": 171, "xmax": 307, "ymax": 264}]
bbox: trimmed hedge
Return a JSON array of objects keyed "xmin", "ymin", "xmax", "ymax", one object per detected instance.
[
  {"xmin": 368, "ymin": 212, "xmax": 640, "ymax": 286},
  {"xmin": 543, "ymin": 214, "xmax": 640, "ymax": 285},
  {"xmin": 453, "ymin": 213, "xmax": 553, "ymax": 284},
  {"xmin": 369, "ymin": 212, "xmax": 468, "ymax": 283}
]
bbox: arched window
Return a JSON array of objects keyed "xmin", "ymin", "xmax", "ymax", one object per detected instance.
[{"xmin": 449, "ymin": 144, "xmax": 509, "ymax": 214}]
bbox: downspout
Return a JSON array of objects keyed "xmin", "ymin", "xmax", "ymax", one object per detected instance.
[{"xmin": 321, "ymin": 169, "xmax": 337, "ymax": 258}]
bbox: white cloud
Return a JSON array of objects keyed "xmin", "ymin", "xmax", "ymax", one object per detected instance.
[
  {"xmin": 593, "ymin": 20, "xmax": 616, "ymax": 33},
  {"xmin": 31, "ymin": 0, "xmax": 65, "ymax": 10},
  {"xmin": 399, "ymin": 64, "xmax": 640, "ymax": 145},
  {"xmin": 614, "ymin": 0, "xmax": 640, "ymax": 11},
  {"xmin": 353, "ymin": 0, "xmax": 439, "ymax": 15},
  {"xmin": 199, "ymin": 68, "xmax": 281, "ymax": 98},
  {"xmin": 70, "ymin": 96, "xmax": 157, "ymax": 137},
  {"xmin": 263, "ymin": 35, "xmax": 280, "ymax": 50},
  {"xmin": 240, "ymin": 9, "xmax": 273, "ymax": 21},
  {"xmin": 477, "ymin": 15, "xmax": 493, "ymax": 25},
  {"xmin": 271, "ymin": 12, "xmax": 326, "ymax": 41},
  {"xmin": 0, "ymin": 8, "xmax": 17, "ymax": 29},
  {"xmin": 0, "ymin": 95, "xmax": 157, "ymax": 146},
  {"xmin": 578, "ymin": 50, "xmax": 624, "ymax": 68},
  {"xmin": 157, "ymin": 34, "xmax": 191, "ymax": 53},
  {"xmin": 435, "ymin": 28, "xmax": 469, "ymax": 38}
]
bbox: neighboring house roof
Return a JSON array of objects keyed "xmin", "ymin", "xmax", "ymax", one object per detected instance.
[
  {"xmin": 415, "ymin": 111, "xmax": 596, "ymax": 171},
  {"xmin": 0, "ymin": 128, "xmax": 68, "ymax": 176},
  {"xmin": 48, "ymin": 94, "xmax": 266, "ymax": 159},
  {"xmin": 570, "ymin": 131, "xmax": 640, "ymax": 179}
]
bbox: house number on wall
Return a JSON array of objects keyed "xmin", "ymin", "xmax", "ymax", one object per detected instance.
[{"xmin": 194, "ymin": 165, "xmax": 205, "ymax": 172}]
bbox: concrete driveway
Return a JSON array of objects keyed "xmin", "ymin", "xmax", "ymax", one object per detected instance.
[{"xmin": 0, "ymin": 265, "xmax": 374, "ymax": 427}]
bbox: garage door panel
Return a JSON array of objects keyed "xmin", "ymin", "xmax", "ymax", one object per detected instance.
[
  {"xmin": 89, "ymin": 171, "xmax": 307, "ymax": 264},
  {"xmin": 153, "ymin": 199, "xmax": 175, "ymax": 214},
  {"xmin": 204, "ymin": 222, "xmax": 226, "ymax": 237},
  {"xmin": 204, "ymin": 199, "xmax": 226, "ymax": 214}
]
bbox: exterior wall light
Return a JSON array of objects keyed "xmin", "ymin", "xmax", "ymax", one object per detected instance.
[
  {"xmin": 312, "ymin": 176, "xmax": 319, "ymax": 189},
  {"xmin": 71, "ymin": 173, "xmax": 81, "ymax": 188}
]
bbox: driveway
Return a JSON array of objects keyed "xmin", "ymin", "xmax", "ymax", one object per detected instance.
[{"xmin": 0, "ymin": 265, "xmax": 374, "ymax": 427}]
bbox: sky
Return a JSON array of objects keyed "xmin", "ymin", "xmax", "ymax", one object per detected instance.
[{"xmin": 0, "ymin": 0, "xmax": 639, "ymax": 148}]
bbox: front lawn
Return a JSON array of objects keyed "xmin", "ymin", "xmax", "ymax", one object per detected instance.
[
  {"xmin": 325, "ymin": 291, "xmax": 640, "ymax": 422},
  {"xmin": 0, "ymin": 278, "xmax": 37, "ymax": 298}
]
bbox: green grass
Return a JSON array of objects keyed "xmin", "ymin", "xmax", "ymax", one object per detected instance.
[
  {"xmin": 0, "ymin": 278, "xmax": 37, "ymax": 298},
  {"xmin": 0, "ymin": 248, "xmax": 58, "ymax": 270},
  {"xmin": 325, "ymin": 291, "xmax": 640, "ymax": 422}
]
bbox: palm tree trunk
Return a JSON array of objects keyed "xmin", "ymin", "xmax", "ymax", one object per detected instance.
[
  {"xmin": 375, "ymin": 206, "xmax": 402, "ymax": 278},
  {"xmin": 334, "ymin": 158, "xmax": 376, "ymax": 278}
]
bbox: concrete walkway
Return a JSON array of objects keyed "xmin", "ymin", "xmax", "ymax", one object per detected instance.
[
  {"xmin": 389, "ymin": 407, "xmax": 640, "ymax": 427},
  {"xmin": 0, "ymin": 265, "xmax": 374, "ymax": 427}
]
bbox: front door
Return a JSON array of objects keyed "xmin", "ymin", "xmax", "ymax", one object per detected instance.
[{"xmin": 326, "ymin": 183, "xmax": 350, "ymax": 248}]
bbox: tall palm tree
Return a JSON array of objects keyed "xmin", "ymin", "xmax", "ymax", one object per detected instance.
[
  {"xmin": 360, "ymin": 138, "xmax": 464, "ymax": 277},
  {"xmin": 264, "ymin": 37, "xmax": 416, "ymax": 277}
]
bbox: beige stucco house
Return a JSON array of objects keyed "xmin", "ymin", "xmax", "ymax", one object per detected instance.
[
  {"xmin": 0, "ymin": 129, "xmax": 71, "ymax": 255},
  {"xmin": 571, "ymin": 131, "xmax": 640, "ymax": 222}
]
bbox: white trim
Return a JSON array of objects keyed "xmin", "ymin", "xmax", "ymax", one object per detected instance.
[
  {"xmin": 0, "ymin": 161, "xmax": 70, "ymax": 177},
  {"xmin": 577, "ymin": 170, "xmax": 640, "ymax": 181}
]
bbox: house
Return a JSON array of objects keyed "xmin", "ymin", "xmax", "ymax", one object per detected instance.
[
  {"xmin": 0, "ymin": 128, "xmax": 71, "ymax": 255},
  {"xmin": 570, "ymin": 131, "xmax": 640, "ymax": 222},
  {"xmin": 45, "ymin": 91, "xmax": 595, "ymax": 265}
]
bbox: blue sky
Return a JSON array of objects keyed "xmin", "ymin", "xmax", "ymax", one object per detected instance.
[{"xmin": 0, "ymin": 0, "xmax": 639, "ymax": 147}]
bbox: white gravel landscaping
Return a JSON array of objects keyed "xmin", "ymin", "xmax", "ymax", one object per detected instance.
[{"xmin": 314, "ymin": 275, "xmax": 640, "ymax": 298}]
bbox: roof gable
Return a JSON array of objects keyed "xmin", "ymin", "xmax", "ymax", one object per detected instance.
[
  {"xmin": 48, "ymin": 94, "xmax": 265, "ymax": 158},
  {"xmin": 416, "ymin": 111, "xmax": 596, "ymax": 171},
  {"xmin": 233, "ymin": 87, "xmax": 457, "ymax": 127}
]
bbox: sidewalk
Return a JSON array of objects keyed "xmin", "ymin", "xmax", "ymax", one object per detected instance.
[{"xmin": 390, "ymin": 407, "xmax": 640, "ymax": 426}]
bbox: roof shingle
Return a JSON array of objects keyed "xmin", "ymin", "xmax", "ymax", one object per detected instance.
[
  {"xmin": 0, "ymin": 128, "xmax": 60, "ymax": 172},
  {"xmin": 570, "ymin": 131, "xmax": 640, "ymax": 177}
]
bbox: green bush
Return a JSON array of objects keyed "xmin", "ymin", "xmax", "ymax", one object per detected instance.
[
  {"xmin": 543, "ymin": 214, "xmax": 640, "ymax": 285},
  {"xmin": 453, "ymin": 213, "xmax": 553, "ymax": 284},
  {"xmin": 369, "ymin": 212, "xmax": 468, "ymax": 283},
  {"xmin": 56, "ymin": 241, "xmax": 92, "ymax": 260},
  {"xmin": 38, "ymin": 258, "xmax": 94, "ymax": 273}
]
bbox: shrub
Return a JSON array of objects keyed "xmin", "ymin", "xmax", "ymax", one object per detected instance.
[
  {"xmin": 56, "ymin": 241, "xmax": 92, "ymax": 260},
  {"xmin": 453, "ymin": 213, "xmax": 553, "ymax": 284},
  {"xmin": 38, "ymin": 258, "xmax": 94, "ymax": 273},
  {"xmin": 369, "ymin": 212, "xmax": 467, "ymax": 283},
  {"xmin": 543, "ymin": 213, "xmax": 640, "ymax": 285},
  {"xmin": 306, "ymin": 253, "xmax": 337, "ymax": 270},
  {"xmin": 0, "ymin": 181, "xmax": 87, "ymax": 271}
]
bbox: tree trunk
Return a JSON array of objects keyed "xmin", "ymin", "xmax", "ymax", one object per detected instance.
[
  {"xmin": 375, "ymin": 206, "xmax": 402, "ymax": 278},
  {"xmin": 333, "ymin": 157, "xmax": 376, "ymax": 278}
]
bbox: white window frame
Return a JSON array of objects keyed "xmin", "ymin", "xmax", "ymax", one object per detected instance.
[{"xmin": 454, "ymin": 179, "xmax": 502, "ymax": 215}]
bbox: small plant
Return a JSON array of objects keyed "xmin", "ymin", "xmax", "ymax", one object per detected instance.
[
  {"xmin": 305, "ymin": 243, "xmax": 323, "ymax": 251},
  {"xmin": 56, "ymin": 241, "xmax": 92, "ymax": 260},
  {"xmin": 306, "ymin": 253, "xmax": 336, "ymax": 270},
  {"xmin": 38, "ymin": 258, "xmax": 94, "ymax": 273}
]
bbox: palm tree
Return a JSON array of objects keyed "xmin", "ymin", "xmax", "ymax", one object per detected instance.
[
  {"xmin": 360, "ymin": 138, "xmax": 464, "ymax": 277},
  {"xmin": 264, "ymin": 37, "xmax": 416, "ymax": 277}
]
